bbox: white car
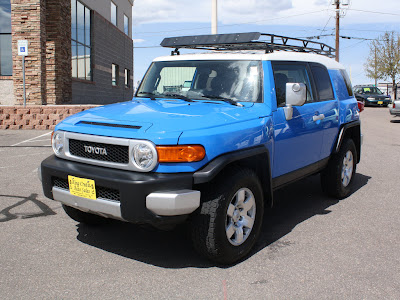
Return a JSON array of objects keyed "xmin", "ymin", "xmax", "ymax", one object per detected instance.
[{"xmin": 390, "ymin": 100, "xmax": 400, "ymax": 117}]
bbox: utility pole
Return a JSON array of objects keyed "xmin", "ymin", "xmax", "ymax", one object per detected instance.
[
  {"xmin": 333, "ymin": 0, "xmax": 350, "ymax": 62},
  {"xmin": 335, "ymin": 0, "xmax": 340, "ymax": 62},
  {"xmin": 374, "ymin": 45, "xmax": 377, "ymax": 87},
  {"xmin": 212, "ymin": 0, "xmax": 217, "ymax": 34}
]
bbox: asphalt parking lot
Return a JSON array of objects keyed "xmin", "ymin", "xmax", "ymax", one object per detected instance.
[{"xmin": 1, "ymin": 107, "xmax": 400, "ymax": 299}]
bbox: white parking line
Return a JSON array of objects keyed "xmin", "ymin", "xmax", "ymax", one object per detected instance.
[
  {"xmin": 20, "ymin": 139, "xmax": 50, "ymax": 143},
  {"xmin": 11, "ymin": 132, "xmax": 51, "ymax": 147}
]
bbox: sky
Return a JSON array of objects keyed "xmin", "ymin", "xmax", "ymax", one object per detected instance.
[{"xmin": 131, "ymin": 0, "xmax": 400, "ymax": 88}]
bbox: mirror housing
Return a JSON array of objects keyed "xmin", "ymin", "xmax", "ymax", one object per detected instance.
[{"xmin": 284, "ymin": 83, "xmax": 307, "ymax": 121}]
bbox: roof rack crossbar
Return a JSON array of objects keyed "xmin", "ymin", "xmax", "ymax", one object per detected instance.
[{"xmin": 161, "ymin": 32, "xmax": 336, "ymax": 58}]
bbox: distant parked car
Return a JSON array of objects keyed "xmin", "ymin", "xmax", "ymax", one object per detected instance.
[
  {"xmin": 390, "ymin": 100, "xmax": 400, "ymax": 117},
  {"xmin": 354, "ymin": 85, "xmax": 391, "ymax": 107}
]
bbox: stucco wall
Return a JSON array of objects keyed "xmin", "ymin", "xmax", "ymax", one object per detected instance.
[{"xmin": 0, "ymin": 80, "xmax": 15, "ymax": 105}]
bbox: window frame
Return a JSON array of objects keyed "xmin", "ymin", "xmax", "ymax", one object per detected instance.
[
  {"xmin": 124, "ymin": 14, "xmax": 129, "ymax": 36},
  {"xmin": 124, "ymin": 68, "xmax": 130, "ymax": 88},
  {"xmin": 112, "ymin": 63, "xmax": 119, "ymax": 86},
  {"xmin": 111, "ymin": 1, "xmax": 117, "ymax": 26},
  {"xmin": 71, "ymin": 0, "xmax": 92, "ymax": 81},
  {"xmin": 0, "ymin": 0, "xmax": 12, "ymax": 76}
]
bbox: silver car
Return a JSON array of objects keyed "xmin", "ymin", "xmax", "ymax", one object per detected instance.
[{"xmin": 390, "ymin": 100, "xmax": 400, "ymax": 117}]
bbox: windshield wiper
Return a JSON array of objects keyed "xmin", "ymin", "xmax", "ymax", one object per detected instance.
[
  {"xmin": 202, "ymin": 94, "xmax": 243, "ymax": 107},
  {"xmin": 136, "ymin": 92, "xmax": 156, "ymax": 100},
  {"xmin": 162, "ymin": 93, "xmax": 195, "ymax": 103}
]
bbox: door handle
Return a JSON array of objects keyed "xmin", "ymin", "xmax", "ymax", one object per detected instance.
[{"xmin": 313, "ymin": 114, "xmax": 325, "ymax": 122}]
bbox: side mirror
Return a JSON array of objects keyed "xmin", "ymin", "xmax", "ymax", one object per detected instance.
[{"xmin": 284, "ymin": 83, "xmax": 307, "ymax": 121}]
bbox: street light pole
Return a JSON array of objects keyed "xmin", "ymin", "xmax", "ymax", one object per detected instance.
[{"xmin": 212, "ymin": 0, "xmax": 217, "ymax": 34}]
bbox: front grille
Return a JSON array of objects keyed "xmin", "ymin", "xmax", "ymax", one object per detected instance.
[
  {"xmin": 69, "ymin": 139, "xmax": 129, "ymax": 164},
  {"xmin": 52, "ymin": 177, "xmax": 120, "ymax": 202}
]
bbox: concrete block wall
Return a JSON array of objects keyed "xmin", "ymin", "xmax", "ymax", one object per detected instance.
[{"xmin": 0, "ymin": 105, "xmax": 98, "ymax": 129}]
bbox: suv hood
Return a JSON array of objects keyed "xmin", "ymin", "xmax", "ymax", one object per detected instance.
[{"xmin": 56, "ymin": 98, "xmax": 264, "ymax": 142}]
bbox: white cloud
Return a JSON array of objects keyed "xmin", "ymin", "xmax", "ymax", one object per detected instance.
[
  {"xmin": 132, "ymin": 0, "xmax": 400, "ymax": 27},
  {"xmin": 133, "ymin": 39, "xmax": 145, "ymax": 43}
]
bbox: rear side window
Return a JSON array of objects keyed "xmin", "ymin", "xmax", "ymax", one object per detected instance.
[
  {"xmin": 340, "ymin": 70, "xmax": 354, "ymax": 97},
  {"xmin": 310, "ymin": 64, "xmax": 334, "ymax": 101}
]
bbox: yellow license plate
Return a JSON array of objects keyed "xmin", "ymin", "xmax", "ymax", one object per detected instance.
[
  {"xmin": 378, "ymin": 101, "xmax": 383, "ymax": 104},
  {"xmin": 68, "ymin": 175, "xmax": 96, "ymax": 200}
]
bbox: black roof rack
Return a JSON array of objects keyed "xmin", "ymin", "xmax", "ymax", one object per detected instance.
[{"xmin": 161, "ymin": 32, "xmax": 336, "ymax": 58}]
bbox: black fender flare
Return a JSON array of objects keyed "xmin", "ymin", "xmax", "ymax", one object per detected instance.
[
  {"xmin": 334, "ymin": 120, "xmax": 361, "ymax": 163},
  {"xmin": 193, "ymin": 145, "xmax": 273, "ymax": 207}
]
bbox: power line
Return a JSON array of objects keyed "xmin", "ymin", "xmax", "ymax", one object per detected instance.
[
  {"xmin": 319, "ymin": 16, "xmax": 332, "ymax": 37},
  {"xmin": 341, "ymin": 39, "xmax": 368, "ymax": 51},
  {"xmin": 348, "ymin": 8, "xmax": 400, "ymax": 16}
]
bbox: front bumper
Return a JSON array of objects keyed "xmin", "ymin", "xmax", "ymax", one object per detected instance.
[
  {"xmin": 41, "ymin": 155, "xmax": 200, "ymax": 227},
  {"xmin": 365, "ymin": 99, "xmax": 391, "ymax": 106}
]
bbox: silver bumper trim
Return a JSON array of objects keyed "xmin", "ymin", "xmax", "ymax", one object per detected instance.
[
  {"xmin": 52, "ymin": 187, "xmax": 122, "ymax": 220},
  {"xmin": 146, "ymin": 190, "xmax": 201, "ymax": 216}
]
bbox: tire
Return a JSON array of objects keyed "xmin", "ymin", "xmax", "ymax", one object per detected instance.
[
  {"xmin": 190, "ymin": 167, "xmax": 264, "ymax": 264},
  {"xmin": 62, "ymin": 204, "xmax": 108, "ymax": 225},
  {"xmin": 321, "ymin": 139, "xmax": 357, "ymax": 199}
]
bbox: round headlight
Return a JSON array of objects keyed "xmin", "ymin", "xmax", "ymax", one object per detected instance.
[
  {"xmin": 133, "ymin": 143, "xmax": 155, "ymax": 170},
  {"xmin": 52, "ymin": 132, "xmax": 63, "ymax": 155}
]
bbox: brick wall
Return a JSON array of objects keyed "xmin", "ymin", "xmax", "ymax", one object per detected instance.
[
  {"xmin": 11, "ymin": 0, "xmax": 47, "ymax": 105},
  {"xmin": 0, "ymin": 105, "xmax": 98, "ymax": 130},
  {"xmin": 45, "ymin": 0, "xmax": 72, "ymax": 104},
  {"xmin": 11, "ymin": 0, "xmax": 72, "ymax": 105}
]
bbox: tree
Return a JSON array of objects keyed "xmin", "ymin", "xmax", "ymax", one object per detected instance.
[
  {"xmin": 364, "ymin": 40, "xmax": 382, "ymax": 87},
  {"xmin": 364, "ymin": 31, "xmax": 400, "ymax": 99}
]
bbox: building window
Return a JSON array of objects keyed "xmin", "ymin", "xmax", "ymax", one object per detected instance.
[
  {"xmin": 112, "ymin": 64, "xmax": 119, "ymax": 86},
  {"xmin": 124, "ymin": 69, "xmax": 130, "ymax": 87},
  {"xmin": 124, "ymin": 14, "xmax": 129, "ymax": 36},
  {"xmin": 71, "ymin": 0, "xmax": 92, "ymax": 81},
  {"xmin": 111, "ymin": 1, "xmax": 117, "ymax": 26},
  {"xmin": 0, "ymin": 0, "xmax": 12, "ymax": 76}
]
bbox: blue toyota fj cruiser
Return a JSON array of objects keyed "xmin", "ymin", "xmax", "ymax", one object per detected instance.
[{"xmin": 40, "ymin": 33, "xmax": 362, "ymax": 264}]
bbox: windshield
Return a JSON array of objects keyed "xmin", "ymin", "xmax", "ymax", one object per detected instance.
[
  {"xmin": 137, "ymin": 60, "xmax": 262, "ymax": 103},
  {"xmin": 361, "ymin": 87, "xmax": 383, "ymax": 95}
]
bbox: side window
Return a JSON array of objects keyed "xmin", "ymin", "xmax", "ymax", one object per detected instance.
[
  {"xmin": 340, "ymin": 70, "xmax": 354, "ymax": 97},
  {"xmin": 330, "ymin": 69, "xmax": 349, "ymax": 101},
  {"xmin": 310, "ymin": 64, "xmax": 334, "ymax": 101},
  {"xmin": 272, "ymin": 63, "xmax": 314, "ymax": 107}
]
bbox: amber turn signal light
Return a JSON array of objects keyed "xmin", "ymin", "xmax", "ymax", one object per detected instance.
[{"xmin": 156, "ymin": 145, "xmax": 206, "ymax": 163}]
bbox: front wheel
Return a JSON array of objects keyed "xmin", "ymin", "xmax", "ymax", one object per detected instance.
[
  {"xmin": 190, "ymin": 167, "xmax": 264, "ymax": 264},
  {"xmin": 321, "ymin": 139, "xmax": 357, "ymax": 199}
]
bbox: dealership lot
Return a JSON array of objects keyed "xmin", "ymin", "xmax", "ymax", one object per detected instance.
[{"xmin": 1, "ymin": 107, "xmax": 399, "ymax": 299}]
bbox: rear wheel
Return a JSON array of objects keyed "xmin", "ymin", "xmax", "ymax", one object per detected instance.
[
  {"xmin": 321, "ymin": 139, "xmax": 357, "ymax": 199},
  {"xmin": 62, "ymin": 204, "xmax": 108, "ymax": 225},
  {"xmin": 190, "ymin": 167, "xmax": 264, "ymax": 264}
]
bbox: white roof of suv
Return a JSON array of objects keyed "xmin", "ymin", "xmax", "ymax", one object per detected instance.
[{"xmin": 154, "ymin": 51, "xmax": 345, "ymax": 70}]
